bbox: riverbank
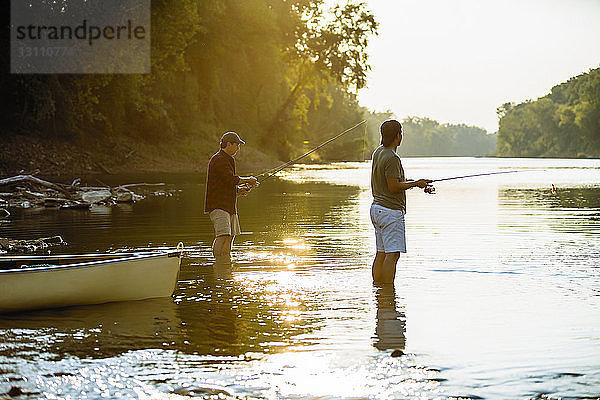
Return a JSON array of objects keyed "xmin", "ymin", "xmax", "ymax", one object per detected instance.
[{"xmin": 0, "ymin": 133, "xmax": 279, "ymax": 178}]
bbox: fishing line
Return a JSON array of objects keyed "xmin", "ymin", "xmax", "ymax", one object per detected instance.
[{"xmin": 422, "ymin": 169, "xmax": 547, "ymax": 194}]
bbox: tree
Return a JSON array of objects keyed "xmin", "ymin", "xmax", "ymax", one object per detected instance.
[
  {"xmin": 1, "ymin": 0, "xmax": 378, "ymax": 166},
  {"xmin": 265, "ymin": 1, "xmax": 378, "ymax": 158},
  {"xmin": 497, "ymin": 67, "xmax": 600, "ymax": 158}
]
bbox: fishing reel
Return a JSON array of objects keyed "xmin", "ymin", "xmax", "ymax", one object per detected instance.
[
  {"xmin": 424, "ymin": 185, "xmax": 436, "ymax": 194},
  {"xmin": 237, "ymin": 184, "xmax": 252, "ymax": 196},
  {"xmin": 237, "ymin": 178, "xmax": 260, "ymax": 196}
]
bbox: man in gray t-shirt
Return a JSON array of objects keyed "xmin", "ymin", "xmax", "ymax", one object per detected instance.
[
  {"xmin": 370, "ymin": 120, "xmax": 432, "ymax": 284},
  {"xmin": 371, "ymin": 145, "xmax": 406, "ymax": 212}
]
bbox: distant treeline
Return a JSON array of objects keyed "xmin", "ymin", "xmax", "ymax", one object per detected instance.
[
  {"xmin": 497, "ymin": 67, "xmax": 600, "ymax": 158},
  {"xmin": 0, "ymin": 0, "xmax": 378, "ymax": 161},
  {"xmin": 333, "ymin": 113, "xmax": 495, "ymax": 159},
  {"xmin": 399, "ymin": 117, "xmax": 495, "ymax": 157}
]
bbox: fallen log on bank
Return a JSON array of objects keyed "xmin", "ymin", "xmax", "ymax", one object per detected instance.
[
  {"xmin": 0, "ymin": 235, "xmax": 66, "ymax": 253},
  {"xmin": 0, "ymin": 174, "xmax": 73, "ymax": 198},
  {"xmin": 0, "ymin": 174, "xmax": 157, "ymax": 211}
]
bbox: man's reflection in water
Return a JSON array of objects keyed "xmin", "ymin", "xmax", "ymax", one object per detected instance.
[
  {"xmin": 373, "ymin": 284, "xmax": 406, "ymax": 352},
  {"xmin": 176, "ymin": 260, "xmax": 315, "ymax": 357},
  {"xmin": 183, "ymin": 261, "xmax": 240, "ymax": 354},
  {"xmin": 211, "ymin": 260, "xmax": 236, "ymax": 280}
]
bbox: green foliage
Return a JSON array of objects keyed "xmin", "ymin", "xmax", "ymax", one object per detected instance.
[
  {"xmin": 363, "ymin": 116, "xmax": 495, "ymax": 157},
  {"xmin": 302, "ymin": 81, "xmax": 367, "ymax": 161},
  {"xmin": 400, "ymin": 117, "xmax": 495, "ymax": 157},
  {"xmin": 338, "ymin": 111, "xmax": 496, "ymax": 159},
  {"xmin": 296, "ymin": 1, "xmax": 378, "ymax": 91},
  {"xmin": 497, "ymin": 67, "xmax": 600, "ymax": 158},
  {"xmin": 1, "ymin": 0, "xmax": 378, "ymax": 164}
]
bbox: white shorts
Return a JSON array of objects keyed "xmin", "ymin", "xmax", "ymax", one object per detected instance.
[
  {"xmin": 370, "ymin": 204, "xmax": 406, "ymax": 253},
  {"xmin": 209, "ymin": 209, "xmax": 241, "ymax": 237}
]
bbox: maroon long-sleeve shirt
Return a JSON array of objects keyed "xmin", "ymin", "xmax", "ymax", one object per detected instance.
[{"xmin": 204, "ymin": 150, "xmax": 241, "ymax": 215}]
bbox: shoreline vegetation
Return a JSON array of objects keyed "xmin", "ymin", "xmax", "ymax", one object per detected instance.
[
  {"xmin": 1, "ymin": 0, "xmax": 380, "ymax": 177},
  {"xmin": 497, "ymin": 67, "xmax": 600, "ymax": 158},
  {"xmin": 0, "ymin": 117, "xmax": 499, "ymax": 178},
  {"xmin": 1, "ymin": 2, "xmax": 597, "ymax": 179},
  {"xmin": 0, "ymin": 131, "xmax": 278, "ymax": 177}
]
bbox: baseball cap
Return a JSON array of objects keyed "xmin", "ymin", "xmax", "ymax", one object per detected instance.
[{"xmin": 220, "ymin": 131, "xmax": 246, "ymax": 145}]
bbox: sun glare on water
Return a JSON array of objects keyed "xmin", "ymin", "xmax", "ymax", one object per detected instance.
[{"xmin": 281, "ymin": 237, "xmax": 309, "ymax": 250}]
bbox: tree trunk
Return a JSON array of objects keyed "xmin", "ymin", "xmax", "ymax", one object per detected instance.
[{"xmin": 267, "ymin": 78, "xmax": 304, "ymax": 136}]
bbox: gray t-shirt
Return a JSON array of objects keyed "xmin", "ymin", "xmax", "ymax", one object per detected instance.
[{"xmin": 371, "ymin": 145, "xmax": 406, "ymax": 211}]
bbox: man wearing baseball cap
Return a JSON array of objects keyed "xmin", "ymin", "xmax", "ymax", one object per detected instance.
[{"xmin": 204, "ymin": 131, "xmax": 258, "ymax": 264}]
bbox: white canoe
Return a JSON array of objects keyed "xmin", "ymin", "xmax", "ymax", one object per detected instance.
[{"xmin": 0, "ymin": 251, "xmax": 181, "ymax": 313}]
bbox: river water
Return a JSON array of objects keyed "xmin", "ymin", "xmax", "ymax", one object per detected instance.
[{"xmin": 0, "ymin": 157, "xmax": 599, "ymax": 399}]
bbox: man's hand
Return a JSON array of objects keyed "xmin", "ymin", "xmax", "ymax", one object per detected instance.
[
  {"xmin": 248, "ymin": 176, "xmax": 259, "ymax": 187},
  {"xmin": 237, "ymin": 186, "xmax": 250, "ymax": 197},
  {"xmin": 241, "ymin": 176, "xmax": 259, "ymax": 187},
  {"xmin": 413, "ymin": 179, "xmax": 432, "ymax": 188}
]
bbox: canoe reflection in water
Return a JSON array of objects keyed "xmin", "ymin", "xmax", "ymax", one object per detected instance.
[
  {"xmin": 0, "ymin": 297, "xmax": 180, "ymax": 359},
  {"xmin": 373, "ymin": 284, "xmax": 406, "ymax": 353},
  {"xmin": 1, "ymin": 257, "xmax": 316, "ymax": 367}
]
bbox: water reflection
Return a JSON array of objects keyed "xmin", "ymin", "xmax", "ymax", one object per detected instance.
[
  {"xmin": 500, "ymin": 186, "xmax": 600, "ymax": 209},
  {"xmin": 173, "ymin": 260, "xmax": 315, "ymax": 357},
  {"xmin": 499, "ymin": 186, "xmax": 600, "ymax": 236},
  {"xmin": 372, "ymin": 284, "xmax": 406, "ymax": 352},
  {"xmin": 1, "ymin": 161, "xmax": 599, "ymax": 399},
  {"xmin": 1, "ymin": 175, "xmax": 363, "ymax": 257},
  {"xmin": 177, "ymin": 266, "xmax": 242, "ymax": 356},
  {"xmin": 0, "ymin": 264, "xmax": 315, "ymax": 362},
  {"xmin": 0, "ymin": 298, "xmax": 180, "ymax": 360}
]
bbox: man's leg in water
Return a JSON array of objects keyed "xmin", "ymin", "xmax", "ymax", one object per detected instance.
[
  {"xmin": 212, "ymin": 235, "xmax": 231, "ymax": 263},
  {"xmin": 373, "ymin": 251, "xmax": 400, "ymax": 284}
]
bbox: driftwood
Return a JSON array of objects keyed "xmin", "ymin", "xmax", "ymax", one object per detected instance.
[
  {"xmin": 0, "ymin": 174, "xmax": 168, "ymax": 210},
  {"xmin": 118, "ymin": 183, "xmax": 166, "ymax": 189},
  {"xmin": 81, "ymin": 189, "xmax": 112, "ymax": 204},
  {"xmin": 0, "ymin": 174, "xmax": 73, "ymax": 198},
  {"xmin": 0, "ymin": 235, "xmax": 66, "ymax": 253},
  {"xmin": 115, "ymin": 189, "xmax": 134, "ymax": 202},
  {"xmin": 125, "ymin": 149, "xmax": 136, "ymax": 159}
]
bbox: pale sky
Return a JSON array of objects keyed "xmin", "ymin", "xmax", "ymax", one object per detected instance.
[{"xmin": 357, "ymin": 0, "xmax": 600, "ymax": 133}]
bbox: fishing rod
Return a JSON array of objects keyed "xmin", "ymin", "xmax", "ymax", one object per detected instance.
[
  {"xmin": 431, "ymin": 169, "xmax": 533, "ymax": 183},
  {"xmin": 259, "ymin": 119, "xmax": 366, "ymax": 183},
  {"xmin": 242, "ymin": 120, "xmax": 367, "ymax": 190},
  {"xmin": 423, "ymin": 169, "xmax": 545, "ymax": 194}
]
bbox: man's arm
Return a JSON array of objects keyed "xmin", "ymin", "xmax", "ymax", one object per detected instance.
[{"xmin": 386, "ymin": 178, "xmax": 432, "ymax": 194}]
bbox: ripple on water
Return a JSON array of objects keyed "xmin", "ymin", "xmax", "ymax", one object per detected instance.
[{"xmin": 1, "ymin": 160, "xmax": 599, "ymax": 399}]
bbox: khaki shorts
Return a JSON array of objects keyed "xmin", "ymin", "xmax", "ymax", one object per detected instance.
[{"xmin": 209, "ymin": 209, "xmax": 241, "ymax": 237}]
